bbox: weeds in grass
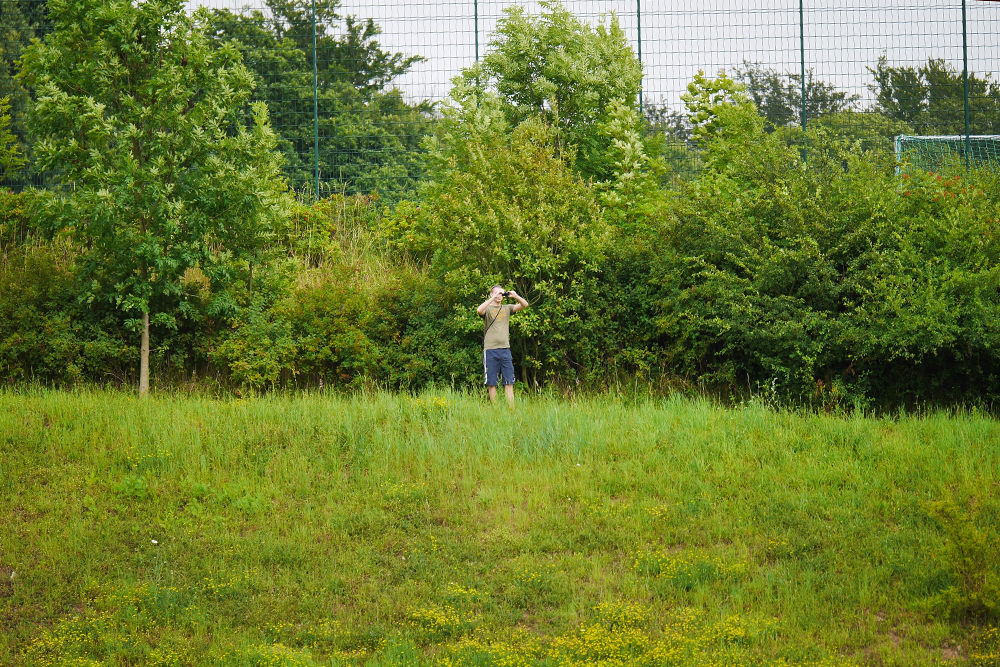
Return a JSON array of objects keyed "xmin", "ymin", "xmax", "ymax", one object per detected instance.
[
  {"xmin": 408, "ymin": 605, "xmax": 478, "ymax": 643},
  {"xmin": 924, "ymin": 499, "xmax": 1000, "ymax": 621},
  {"xmin": 635, "ymin": 550, "xmax": 748, "ymax": 592},
  {"xmin": 4, "ymin": 389, "xmax": 999, "ymax": 666},
  {"xmin": 970, "ymin": 626, "xmax": 1000, "ymax": 666}
]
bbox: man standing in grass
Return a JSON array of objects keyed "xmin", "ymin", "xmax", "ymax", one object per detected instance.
[{"xmin": 477, "ymin": 285, "xmax": 529, "ymax": 403}]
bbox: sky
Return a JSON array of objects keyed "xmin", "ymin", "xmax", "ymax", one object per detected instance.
[{"xmin": 194, "ymin": 0, "xmax": 1000, "ymax": 111}]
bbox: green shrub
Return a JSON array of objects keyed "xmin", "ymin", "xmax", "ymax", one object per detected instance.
[
  {"xmin": 0, "ymin": 191, "xmax": 33, "ymax": 250},
  {"xmin": 363, "ymin": 270, "xmax": 480, "ymax": 389},
  {"xmin": 648, "ymin": 72, "xmax": 1000, "ymax": 405},
  {"xmin": 652, "ymin": 89, "xmax": 858, "ymax": 398},
  {"xmin": 843, "ymin": 168, "xmax": 1000, "ymax": 404},
  {"xmin": 212, "ymin": 297, "xmax": 298, "ymax": 389},
  {"xmin": 476, "ymin": 1, "xmax": 644, "ymax": 182},
  {"xmin": 390, "ymin": 85, "xmax": 613, "ymax": 385},
  {"xmin": 925, "ymin": 499, "xmax": 1000, "ymax": 621},
  {"xmin": 0, "ymin": 247, "xmax": 130, "ymax": 384},
  {"xmin": 278, "ymin": 194, "xmax": 385, "ymax": 266}
]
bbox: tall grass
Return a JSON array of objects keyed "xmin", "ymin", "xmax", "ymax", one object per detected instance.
[{"xmin": 2, "ymin": 389, "xmax": 998, "ymax": 666}]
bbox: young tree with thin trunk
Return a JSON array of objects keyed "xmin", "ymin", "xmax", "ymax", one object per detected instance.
[{"xmin": 21, "ymin": 0, "xmax": 288, "ymax": 394}]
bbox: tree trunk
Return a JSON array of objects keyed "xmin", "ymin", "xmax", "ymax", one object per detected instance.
[{"xmin": 139, "ymin": 311, "xmax": 150, "ymax": 396}]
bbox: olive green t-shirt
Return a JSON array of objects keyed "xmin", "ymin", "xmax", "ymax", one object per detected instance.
[{"xmin": 483, "ymin": 304, "xmax": 515, "ymax": 350}]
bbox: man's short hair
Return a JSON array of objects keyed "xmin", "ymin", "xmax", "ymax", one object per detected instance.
[{"xmin": 489, "ymin": 284, "xmax": 504, "ymax": 295}]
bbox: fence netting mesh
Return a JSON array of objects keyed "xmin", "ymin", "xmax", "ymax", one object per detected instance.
[
  {"xmin": 896, "ymin": 134, "xmax": 1000, "ymax": 172},
  {"xmin": 1, "ymin": 0, "xmax": 999, "ymax": 198}
]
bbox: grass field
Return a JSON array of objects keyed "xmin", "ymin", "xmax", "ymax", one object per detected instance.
[{"xmin": 1, "ymin": 389, "xmax": 999, "ymax": 667}]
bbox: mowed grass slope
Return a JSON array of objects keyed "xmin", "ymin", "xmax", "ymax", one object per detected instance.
[{"xmin": 1, "ymin": 390, "xmax": 998, "ymax": 667}]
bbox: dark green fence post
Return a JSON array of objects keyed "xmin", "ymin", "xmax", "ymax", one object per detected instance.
[
  {"xmin": 963, "ymin": 0, "xmax": 970, "ymax": 172},
  {"xmin": 637, "ymin": 0, "xmax": 643, "ymax": 112},
  {"xmin": 312, "ymin": 0, "xmax": 320, "ymax": 201},
  {"xmin": 474, "ymin": 0, "xmax": 479, "ymax": 62},
  {"xmin": 799, "ymin": 0, "xmax": 807, "ymax": 164}
]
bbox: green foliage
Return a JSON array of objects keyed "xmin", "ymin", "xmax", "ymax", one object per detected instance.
[
  {"xmin": 642, "ymin": 101, "xmax": 703, "ymax": 180},
  {"xmin": 681, "ymin": 70, "xmax": 757, "ymax": 148},
  {"xmin": 654, "ymin": 72, "xmax": 1000, "ymax": 404},
  {"xmin": 841, "ymin": 169, "xmax": 1000, "ymax": 402},
  {"xmin": 869, "ymin": 55, "xmax": 1000, "ymax": 135},
  {"xmin": 213, "ymin": 297, "xmax": 299, "ymax": 389},
  {"xmin": 735, "ymin": 62, "xmax": 860, "ymax": 129},
  {"xmin": 395, "ymin": 92, "xmax": 612, "ymax": 384},
  {"xmin": 0, "ymin": 0, "xmax": 48, "ymax": 190},
  {"xmin": 0, "ymin": 247, "xmax": 131, "ymax": 384},
  {"xmin": 595, "ymin": 99, "xmax": 670, "ymax": 231},
  {"xmin": 202, "ymin": 2, "xmax": 431, "ymax": 196},
  {"xmin": 804, "ymin": 110, "xmax": 913, "ymax": 157},
  {"xmin": 924, "ymin": 499, "xmax": 1000, "ymax": 621},
  {"xmin": 477, "ymin": 0, "xmax": 644, "ymax": 181},
  {"xmin": 679, "ymin": 67, "xmax": 907, "ymax": 175},
  {"xmin": 20, "ymin": 0, "xmax": 289, "ymax": 388},
  {"xmin": 0, "ymin": 190, "xmax": 32, "ymax": 250},
  {"xmin": 361, "ymin": 270, "xmax": 477, "ymax": 389},
  {"xmin": 4, "ymin": 390, "xmax": 1000, "ymax": 665},
  {"xmin": 0, "ymin": 96, "xmax": 24, "ymax": 180}
]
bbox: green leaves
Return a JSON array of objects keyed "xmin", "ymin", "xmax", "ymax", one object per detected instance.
[
  {"xmin": 0, "ymin": 97, "xmax": 24, "ymax": 179},
  {"xmin": 201, "ymin": 2, "xmax": 430, "ymax": 195},
  {"xmin": 478, "ymin": 1, "xmax": 644, "ymax": 182},
  {"xmin": 653, "ymin": 73, "xmax": 1000, "ymax": 404},
  {"xmin": 681, "ymin": 70, "xmax": 752, "ymax": 146},
  {"xmin": 393, "ymin": 117, "xmax": 611, "ymax": 385},
  {"xmin": 20, "ymin": 0, "xmax": 289, "ymax": 391}
]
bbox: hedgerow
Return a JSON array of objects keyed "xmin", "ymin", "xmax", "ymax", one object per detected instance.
[{"xmin": 4, "ymin": 4, "xmax": 1000, "ymax": 408}]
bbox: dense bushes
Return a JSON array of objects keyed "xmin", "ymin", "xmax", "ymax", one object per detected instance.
[
  {"xmin": 5, "ymin": 2, "xmax": 1000, "ymax": 407},
  {"xmin": 650, "ymin": 87, "xmax": 1000, "ymax": 405},
  {"xmin": 393, "ymin": 87, "xmax": 614, "ymax": 385},
  {"xmin": 6, "ymin": 85, "xmax": 1000, "ymax": 406}
]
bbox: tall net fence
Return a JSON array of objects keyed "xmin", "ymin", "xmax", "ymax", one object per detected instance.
[
  {"xmin": 896, "ymin": 134, "xmax": 1000, "ymax": 172},
  {"xmin": 1, "ymin": 0, "xmax": 999, "ymax": 197}
]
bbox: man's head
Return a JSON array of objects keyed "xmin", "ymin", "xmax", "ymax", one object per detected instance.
[{"xmin": 489, "ymin": 284, "xmax": 506, "ymax": 303}]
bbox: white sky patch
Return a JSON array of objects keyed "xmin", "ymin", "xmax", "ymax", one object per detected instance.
[{"xmin": 193, "ymin": 0, "xmax": 1000, "ymax": 109}]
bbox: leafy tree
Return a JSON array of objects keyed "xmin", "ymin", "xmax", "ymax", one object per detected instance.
[
  {"xmin": 868, "ymin": 54, "xmax": 1000, "ymax": 135},
  {"xmin": 0, "ymin": 96, "xmax": 24, "ymax": 180},
  {"xmin": 324, "ymin": 16, "xmax": 420, "ymax": 93},
  {"xmin": 476, "ymin": 0, "xmax": 644, "ymax": 182},
  {"xmin": 21, "ymin": 0, "xmax": 289, "ymax": 395},
  {"xmin": 642, "ymin": 98, "xmax": 703, "ymax": 180},
  {"xmin": 203, "ymin": 0, "xmax": 421, "ymax": 95},
  {"xmin": 681, "ymin": 70, "xmax": 753, "ymax": 148},
  {"xmin": 644, "ymin": 99, "xmax": 692, "ymax": 143},
  {"xmin": 596, "ymin": 98, "xmax": 669, "ymax": 229},
  {"xmin": 732, "ymin": 63, "xmax": 911, "ymax": 158},
  {"xmin": 735, "ymin": 61, "xmax": 859, "ymax": 129},
  {"xmin": 0, "ymin": 0, "xmax": 48, "ymax": 189},
  {"xmin": 202, "ymin": 1, "xmax": 431, "ymax": 196},
  {"xmin": 390, "ymin": 77, "xmax": 611, "ymax": 385}
]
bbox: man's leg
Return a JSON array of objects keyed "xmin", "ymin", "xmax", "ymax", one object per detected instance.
[
  {"xmin": 485, "ymin": 349, "xmax": 499, "ymax": 402},
  {"xmin": 500, "ymin": 349, "xmax": 516, "ymax": 404}
]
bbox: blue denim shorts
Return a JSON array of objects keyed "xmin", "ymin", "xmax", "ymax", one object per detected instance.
[{"xmin": 483, "ymin": 348, "xmax": 515, "ymax": 386}]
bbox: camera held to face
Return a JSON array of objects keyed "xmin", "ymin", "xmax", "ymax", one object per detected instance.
[{"xmin": 501, "ymin": 291, "xmax": 511, "ymax": 297}]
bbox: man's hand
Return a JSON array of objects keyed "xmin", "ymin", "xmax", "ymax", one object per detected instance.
[
  {"xmin": 477, "ymin": 294, "xmax": 498, "ymax": 317},
  {"xmin": 509, "ymin": 290, "xmax": 529, "ymax": 313}
]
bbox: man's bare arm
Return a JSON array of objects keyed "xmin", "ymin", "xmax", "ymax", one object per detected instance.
[
  {"xmin": 476, "ymin": 298, "xmax": 493, "ymax": 317},
  {"xmin": 509, "ymin": 291, "xmax": 529, "ymax": 313}
]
